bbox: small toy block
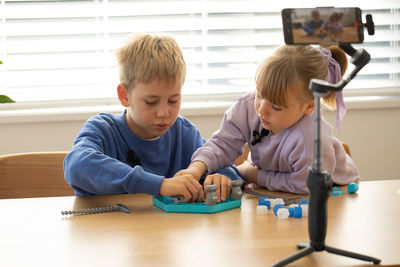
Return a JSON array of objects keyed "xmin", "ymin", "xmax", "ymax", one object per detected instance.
[
  {"xmin": 293, "ymin": 206, "xmax": 302, "ymax": 218},
  {"xmin": 258, "ymin": 197, "xmax": 271, "ymax": 209},
  {"xmin": 231, "ymin": 180, "xmax": 243, "ymax": 200},
  {"xmin": 299, "ymin": 199, "xmax": 308, "ymax": 205},
  {"xmin": 256, "ymin": 205, "xmax": 268, "ymax": 215},
  {"xmin": 300, "ymin": 204, "xmax": 308, "ymax": 217},
  {"xmin": 273, "ymin": 204, "xmax": 284, "ymax": 215},
  {"xmin": 277, "ymin": 208, "xmax": 290, "ymax": 219},
  {"xmin": 205, "ymin": 184, "xmax": 218, "ymax": 205},
  {"xmin": 287, "ymin": 207, "xmax": 294, "ymax": 217},
  {"xmin": 331, "ymin": 186, "xmax": 344, "ymax": 196}
]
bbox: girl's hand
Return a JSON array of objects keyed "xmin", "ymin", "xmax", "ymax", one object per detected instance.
[
  {"xmin": 174, "ymin": 161, "xmax": 207, "ymax": 181},
  {"xmin": 236, "ymin": 160, "xmax": 259, "ymax": 184}
]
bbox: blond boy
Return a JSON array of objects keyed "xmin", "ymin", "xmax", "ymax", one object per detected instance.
[{"xmin": 64, "ymin": 33, "xmax": 242, "ymax": 202}]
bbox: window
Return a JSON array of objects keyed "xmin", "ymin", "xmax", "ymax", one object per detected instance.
[{"xmin": 0, "ymin": 0, "xmax": 399, "ymax": 105}]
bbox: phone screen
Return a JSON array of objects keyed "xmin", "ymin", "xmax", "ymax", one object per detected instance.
[{"xmin": 282, "ymin": 7, "xmax": 363, "ymax": 45}]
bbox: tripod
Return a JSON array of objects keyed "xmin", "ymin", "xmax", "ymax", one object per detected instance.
[{"xmin": 272, "ymin": 15, "xmax": 381, "ymax": 267}]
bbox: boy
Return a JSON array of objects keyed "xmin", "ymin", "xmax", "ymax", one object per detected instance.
[
  {"xmin": 64, "ymin": 33, "xmax": 242, "ymax": 202},
  {"xmin": 303, "ymin": 10, "xmax": 327, "ymax": 37}
]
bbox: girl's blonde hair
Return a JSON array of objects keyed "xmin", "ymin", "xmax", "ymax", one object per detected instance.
[
  {"xmin": 255, "ymin": 45, "xmax": 347, "ymax": 109},
  {"xmin": 115, "ymin": 33, "xmax": 186, "ymax": 90}
]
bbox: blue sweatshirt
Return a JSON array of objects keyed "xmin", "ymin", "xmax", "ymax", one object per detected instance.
[
  {"xmin": 64, "ymin": 111, "xmax": 242, "ymax": 196},
  {"xmin": 303, "ymin": 19, "xmax": 325, "ymax": 35}
]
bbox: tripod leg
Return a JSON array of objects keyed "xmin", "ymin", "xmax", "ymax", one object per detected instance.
[
  {"xmin": 296, "ymin": 241, "xmax": 309, "ymax": 249},
  {"xmin": 271, "ymin": 243, "xmax": 314, "ymax": 267},
  {"xmin": 325, "ymin": 245, "xmax": 381, "ymax": 264}
]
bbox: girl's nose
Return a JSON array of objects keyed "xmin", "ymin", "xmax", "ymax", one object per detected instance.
[{"xmin": 258, "ymin": 99, "xmax": 269, "ymax": 117}]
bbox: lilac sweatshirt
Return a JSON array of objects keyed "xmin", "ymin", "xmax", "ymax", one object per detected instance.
[{"xmin": 191, "ymin": 91, "xmax": 359, "ymax": 194}]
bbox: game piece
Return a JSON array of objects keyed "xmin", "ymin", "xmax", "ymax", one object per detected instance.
[
  {"xmin": 61, "ymin": 203, "xmax": 130, "ymax": 216},
  {"xmin": 277, "ymin": 208, "xmax": 290, "ymax": 219},
  {"xmin": 289, "ymin": 203, "xmax": 298, "ymax": 208},
  {"xmin": 300, "ymin": 204, "xmax": 308, "ymax": 217},
  {"xmin": 230, "ymin": 180, "xmax": 243, "ymax": 200},
  {"xmin": 273, "ymin": 198, "xmax": 284, "ymax": 206},
  {"xmin": 244, "ymin": 188, "xmax": 302, "ymax": 205},
  {"xmin": 169, "ymin": 197, "xmax": 181, "ymax": 204},
  {"xmin": 258, "ymin": 197, "xmax": 271, "ymax": 209},
  {"xmin": 270, "ymin": 198, "xmax": 284, "ymax": 208},
  {"xmin": 205, "ymin": 184, "xmax": 218, "ymax": 205},
  {"xmin": 331, "ymin": 186, "xmax": 344, "ymax": 196},
  {"xmin": 287, "ymin": 207, "xmax": 294, "ymax": 217},
  {"xmin": 293, "ymin": 206, "xmax": 302, "ymax": 218},
  {"xmin": 299, "ymin": 199, "xmax": 308, "ymax": 205},
  {"xmin": 256, "ymin": 205, "xmax": 268, "ymax": 215},
  {"xmin": 273, "ymin": 204, "xmax": 284, "ymax": 215},
  {"xmin": 347, "ymin": 182, "xmax": 359, "ymax": 194}
]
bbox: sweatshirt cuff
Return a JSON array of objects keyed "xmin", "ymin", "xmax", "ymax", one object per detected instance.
[{"xmin": 126, "ymin": 167, "xmax": 164, "ymax": 196}]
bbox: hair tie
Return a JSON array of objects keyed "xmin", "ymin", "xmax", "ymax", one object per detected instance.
[{"xmin": 318, "ymin": 47, "xmax": 346, "ymax": 133}]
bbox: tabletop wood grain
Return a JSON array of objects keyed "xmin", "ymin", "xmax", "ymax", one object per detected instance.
[{"xmin": 1, "ymin": 180, "xmax": 399, "ymax": 267}]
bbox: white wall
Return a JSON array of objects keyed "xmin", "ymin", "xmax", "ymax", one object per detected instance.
[{"xmin": 1, "ymin": 101, "xmax": 399, "ymax": 181}]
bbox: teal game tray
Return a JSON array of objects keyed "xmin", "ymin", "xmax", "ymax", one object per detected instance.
[{"xmin": 153, "ymin": 196, "xmax": 242, "ymax": 213}]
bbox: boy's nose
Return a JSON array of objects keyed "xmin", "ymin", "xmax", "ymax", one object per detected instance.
[{"xmin": 157, "ymin": 103, "xmax": 169, "ymax": 118}]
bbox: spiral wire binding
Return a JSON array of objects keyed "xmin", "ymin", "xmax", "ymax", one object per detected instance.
[
  {"xmin": 244, "ymin": 188, "xmax": 303, "ymax": 205},
  {"xmin": 61, "ymin": 203, "xmax": 130, "ymax": 216}
]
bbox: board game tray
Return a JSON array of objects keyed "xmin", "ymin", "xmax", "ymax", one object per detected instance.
[{"xmin": 153, "ymin": 196, "xmax": 242, "ymax": 213}]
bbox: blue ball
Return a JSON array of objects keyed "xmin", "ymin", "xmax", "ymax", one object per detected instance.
[{"xmin": 347, "ymin": 183, "xmax": 359, "ymax": 194}]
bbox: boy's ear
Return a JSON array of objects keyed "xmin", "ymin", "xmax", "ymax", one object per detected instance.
[
  {"xmin": 304, "ymin": 100, "xmax": 315, "ymax": 114},
  {"xmin": 117, "ymin": 84, "xmax": 130, "ymax": 107}
]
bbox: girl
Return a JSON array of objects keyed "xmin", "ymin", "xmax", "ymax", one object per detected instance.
[{"xmin": 185, "ymin": 45, "xmax": 358, "ymax": 194}]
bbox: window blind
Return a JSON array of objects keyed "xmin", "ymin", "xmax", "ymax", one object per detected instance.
[{"xmin": 0, "ymin": 0, "xmax": 399, "ymax": 103}]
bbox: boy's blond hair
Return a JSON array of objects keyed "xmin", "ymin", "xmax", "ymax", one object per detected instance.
[
  {"xmin": 255, "ymin": 45, "xmax": 347, "ymax": 109},
  {"xmin": 115, "ymin": 33, "xmax": 186, "ymax": 90}
]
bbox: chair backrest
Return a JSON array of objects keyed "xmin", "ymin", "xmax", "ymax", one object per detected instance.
[
  {"xmin": 0, "ymin": 152, "xmax": 75, "ymax": 199},
  {"xmin": 235, "ymin": 144, "xmax": 250, "ymax": 166}
]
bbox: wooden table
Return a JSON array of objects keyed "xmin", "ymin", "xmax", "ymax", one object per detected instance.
[{"xmin": 1, "ymin": 180, "xmax": 399, "ymax": 267}]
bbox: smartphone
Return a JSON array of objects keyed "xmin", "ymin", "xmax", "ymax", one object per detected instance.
[{"xmin": 281, "ymin": 7, "xmax": 364, "ymax": 45}]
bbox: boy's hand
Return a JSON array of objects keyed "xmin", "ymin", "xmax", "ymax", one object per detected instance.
[
  {"xmin": 203, "ymin": 174, "xmax": 232, "ymax": 202},
  {"xmin": 236, "ymin": 160, "xmax": 259, "ymax": 184},
  {"xmin": 160, "ymin": 174, "xmax": 204, "ymax": 203}
]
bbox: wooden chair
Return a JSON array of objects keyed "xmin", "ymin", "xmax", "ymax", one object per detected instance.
[
  {"xmin": 235, "ymin": 144, "xmax": 250, "ymax": 166},
  {"xmin": 0, "ymin": 152, "xmax": 75, "ymax": 199}
]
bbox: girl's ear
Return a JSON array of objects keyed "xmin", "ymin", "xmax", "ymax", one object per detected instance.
[
  {"xmin": 117, "ymin": 84, "xmax": 130, "ymax": 107},
  {"xmin": 304, "ymin": 99, "xmax": 315, "ymax": 114}
]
